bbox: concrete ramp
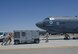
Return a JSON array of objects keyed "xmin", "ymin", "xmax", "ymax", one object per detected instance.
[{"xmin": 0, "ymin": 40, "xmax": 78, "ymax": 50}]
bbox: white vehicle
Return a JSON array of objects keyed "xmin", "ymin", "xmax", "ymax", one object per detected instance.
[
  {"xmin": 14, "ymin": 30, "xmax": 40, "ymax": 45},
  {"xmin": 0, "ymin": 32, "xmax": 6, "ymax": 42}
]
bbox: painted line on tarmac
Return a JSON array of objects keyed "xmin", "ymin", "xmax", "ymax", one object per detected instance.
[{"xmin": 0, "ymin": 46, "xmax": 78, "ymax": 51}]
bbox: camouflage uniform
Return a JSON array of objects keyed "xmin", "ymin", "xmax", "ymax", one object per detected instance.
[
  {"xmin": 64, "ymin": 34, "xmax": 70, "ymax": 40},
  {"xmin": 1, "ymin": 33, "xmax": 12, "ymax": 45},
  {"xmin": 45, "ymin": 33, "xmax": 49, "ymax": 43}
]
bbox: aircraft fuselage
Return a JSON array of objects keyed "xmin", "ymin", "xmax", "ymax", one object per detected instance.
[{"xmin": 36, "ymin": 16, "xmax": 78, "ymax": 34}]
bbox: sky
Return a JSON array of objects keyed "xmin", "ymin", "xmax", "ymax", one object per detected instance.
[{"xmin": 0, "ymin": 0, "xmax": 78, "ymax": 32}]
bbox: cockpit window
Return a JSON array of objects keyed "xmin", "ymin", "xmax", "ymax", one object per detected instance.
[
  {"xmin": 43, "ymin": 17, "xmax": 55, "ymax": 21},
  {"xmin": 43, "ymin": 18, "xmax": 49, "ymax": 21},
  {"xmin": 49, "ymin": 17, "xmax": 55, "ymax": 20}
]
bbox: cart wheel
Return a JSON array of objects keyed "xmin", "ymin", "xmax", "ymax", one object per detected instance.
[
  {"xmin": 34, "ymin": 39, "xmax": 40, "ymax": 44},
  {"xmin": 14, "ymin": 40, "xmax": 19, "ymax": 45}
]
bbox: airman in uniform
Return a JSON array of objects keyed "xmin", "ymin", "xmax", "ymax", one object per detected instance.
[
  {"xmin": 1, "ymin": 33, "xmax": 13, "ymax": 45},
  {"xmin": 44, "ymin": 32, "xmax": 49, "ymax": 43}
]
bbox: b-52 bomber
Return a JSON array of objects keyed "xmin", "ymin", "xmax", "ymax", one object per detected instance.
[{"xmin": 36, "ymin": 16, "xmax": 78, "ymax": 40}]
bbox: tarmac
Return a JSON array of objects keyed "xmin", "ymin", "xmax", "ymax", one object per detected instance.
[
  {"xmin": 0, "ymin": 35, "xmax": 78, "ymax": 54},
  {"xmin": 0, "ymin": 40, "xmax": 78, "ymax": 50}
]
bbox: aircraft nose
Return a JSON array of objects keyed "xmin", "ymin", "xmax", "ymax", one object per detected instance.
[{"xmin": 36, "ymin": 22, "xmax": 43, "ymax": 27}]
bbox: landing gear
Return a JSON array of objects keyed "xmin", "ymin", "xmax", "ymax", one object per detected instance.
[
  {"xmin": 64, "ymin": 34, "xmax": 70, "ymax": 40},
  {"xmin": 34, "ymin": 39, "xmax": 40, "ymax": 44}
]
